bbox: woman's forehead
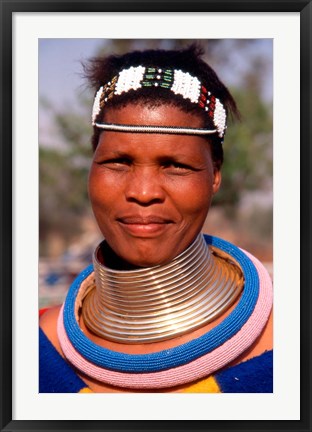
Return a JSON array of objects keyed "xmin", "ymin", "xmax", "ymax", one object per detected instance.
[
  {"xmin": 97, "ymin": 129, "xmax": 212, "ymax": 161},
  {"xmin": 103, "ymin": 103, "xmax": 205, "ymax": 128},
  {"xmin": 95, "ymin": 104, "xmax": 212, "ymax": 161}
]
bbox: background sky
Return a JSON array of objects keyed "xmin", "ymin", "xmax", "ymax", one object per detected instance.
[
  {"xmin": 39, "ymin": 38, "xmax": 273, "ymax": 147},
  {"xmin": 39, "ymin": 39, "xmax": 105, "ymax": 110}
]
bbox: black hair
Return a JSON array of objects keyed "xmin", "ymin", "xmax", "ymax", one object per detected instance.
[{"xmin": 84, "ymin": 44, "xmax": 240, "ymax": 168}]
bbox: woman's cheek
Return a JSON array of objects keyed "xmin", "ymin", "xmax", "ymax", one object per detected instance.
[
  {"xmin": 168, "ymin": 175, "xmax": 212, "ymax": 216},
  {"xmin": 89, "ymin": 167, "xmax": 122, "ymax": 203}
]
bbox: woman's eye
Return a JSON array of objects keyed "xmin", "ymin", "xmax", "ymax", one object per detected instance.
[
  {"xmin": 96, "ymin": 158, "xmax": 131, "ymax": 170},
  {"xmin": 163, "ymin": 162, "xmax": 193, "ymax": 174}
]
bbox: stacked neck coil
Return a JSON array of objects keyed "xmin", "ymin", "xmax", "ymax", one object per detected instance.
[{"xmin": 81, "ymin": 235, "xmax": 244, "ymax": 343}]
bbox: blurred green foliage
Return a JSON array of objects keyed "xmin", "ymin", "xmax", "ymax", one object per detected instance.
[
  {"xmin": 214, "ymin": 87, "xmax": 272, "ymax": 208},
  {"xmin": 39, "ymin": 39, "xmax": 272, "ymax": 254},
  {"xmin": 39, "ymin": 99, "xmax": 92, "ymax": 251}
]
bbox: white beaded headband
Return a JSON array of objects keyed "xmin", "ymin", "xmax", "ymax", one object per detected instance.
[{"xmin": 92, "ymin": 66, "xmax": 227, "ymax": 138}]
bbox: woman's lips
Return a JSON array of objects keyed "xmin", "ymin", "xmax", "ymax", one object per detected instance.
[{"xmin": 116, "ymin": 216, "xmax": 172, "ymax": 237}]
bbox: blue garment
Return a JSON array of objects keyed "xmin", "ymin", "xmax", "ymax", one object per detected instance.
[
  {"xmin": 39, "ymin": 327, "xmax": 273, "ymax": 393},
  {"xmin": 214, "ymin": 350, "xmax": 273, "ymax": 393},
  {"xmin": 39, "ymin": 327, "xmax": 87, "ymax": 393}
]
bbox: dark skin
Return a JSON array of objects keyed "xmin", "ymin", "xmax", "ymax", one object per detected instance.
[
  {"xmin": 40, "ymin": 103, "xmax": 273, "ymax": 392},
  {"xmin": 89, "ymin": 104, "xmax": 221, "ymax": 268}
]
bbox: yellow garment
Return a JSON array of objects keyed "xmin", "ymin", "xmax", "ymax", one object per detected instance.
[
  {"xmin": 79, "ymin": 387, "xmax": 93, "ymax": 393},
  {"xmin": 181, "ymin": 375, "xmax": 221, "ymax": 393}
]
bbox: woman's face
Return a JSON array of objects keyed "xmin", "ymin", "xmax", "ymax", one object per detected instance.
[{"xmin": 89, "ymin": 104, "xmax": 221, "ymax": 267}]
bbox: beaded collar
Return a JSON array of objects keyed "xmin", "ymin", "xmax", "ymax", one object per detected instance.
[
  {"xmin": 59, "ymin": 235, "xmax": 272, "ymax": 385},
  {"xmin": 57, "ymin": 247, "xmax": 272, "ymax": 389},
  {"xmin": 92, "ymin": 66, "xmax": 227, "ymax": 138}
]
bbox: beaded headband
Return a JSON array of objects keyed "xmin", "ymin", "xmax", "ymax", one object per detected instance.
[{"xmin": 91, "ymin": 66, "xmax": 227, "ymax": 138}]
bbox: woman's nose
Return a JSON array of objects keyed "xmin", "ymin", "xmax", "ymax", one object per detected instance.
[{"xmin": 124, "ymin": 168, "xmax": 166, "ymax": 205}]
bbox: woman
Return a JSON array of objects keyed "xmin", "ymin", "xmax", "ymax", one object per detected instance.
[{"xmin": 39, "ymin": 45, "xmax": 273, "ymax": 393}]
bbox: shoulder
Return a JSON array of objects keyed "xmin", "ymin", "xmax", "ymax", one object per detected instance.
[{"xmin": 39, "ymin": 305, "xmax": 63, "ymax": 355}]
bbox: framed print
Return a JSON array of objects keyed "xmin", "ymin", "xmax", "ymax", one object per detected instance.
[{"xmin": 1, "ymin": 1, "xmax": 311, "ymax": 431}]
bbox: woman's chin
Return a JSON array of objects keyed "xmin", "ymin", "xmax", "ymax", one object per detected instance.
[
  {"xmin": 120, "ymin": 253, "xmax": 171, "ymax": 269},
  {"xmin": 122, "ymin": 245, "xmax": 184, "ymax": 268},
  {"xmin": 101, "ymin": 239, "xmax": 174, "ymax": 269}
]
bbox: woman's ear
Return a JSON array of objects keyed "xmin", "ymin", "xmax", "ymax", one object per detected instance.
[{"xmin": 212, "ymin": 168, "xmax": 222, "ymax": 195}]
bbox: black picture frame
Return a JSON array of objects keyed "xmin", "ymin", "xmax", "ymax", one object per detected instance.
[{"xmin": 1, "ymin": 1, "xmax": 311, "ymax": 431}]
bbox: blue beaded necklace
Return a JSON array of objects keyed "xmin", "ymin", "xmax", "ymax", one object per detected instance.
[{"xmin": 62, "ymin": 235, "xmax": 259, "ymax": 373}]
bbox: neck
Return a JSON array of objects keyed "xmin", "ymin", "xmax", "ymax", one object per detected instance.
[{"xmin": 81, "ymin": 234, "xmax": 244, "ymax": 344}]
